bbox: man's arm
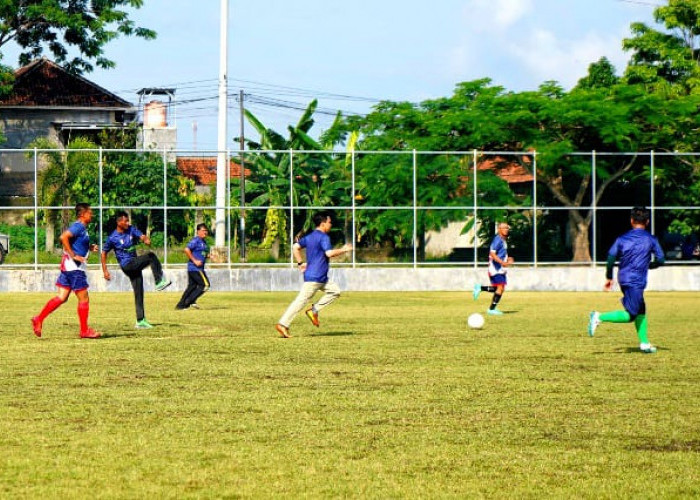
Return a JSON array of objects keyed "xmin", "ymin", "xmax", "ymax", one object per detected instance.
[
  {"xmin": 325, "ymin": 243, "xmax": 353, "ymax": 259},
  {"xmin": 185, "ymin": 247, "xmax": 202, "ymax": 268},
  {"xmin": 604, "ymin": 254, "xmax": 616, "ymax": 290},
  {"xmin": 101, "ymin": 251, "xmax": 111, "ymax": 280}
]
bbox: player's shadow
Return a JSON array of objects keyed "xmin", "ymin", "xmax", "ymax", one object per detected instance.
[
  {"xmin": 311, "ymin": 331, "xmax": 354, "ymax": 337},
  {"xmin": 621, "ymin": 346, "xmax": 668, "ymax": 354},
  {"xmin": 95, "ymin": 331, "xmax": 138, "ymax": 339}
]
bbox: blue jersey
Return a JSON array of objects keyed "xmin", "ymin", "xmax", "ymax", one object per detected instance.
[
  {"xmin": 608, "ymin": 228, "xmax": 664, "ymax": 288},
  {"xmin": 186, "ymin": 236, "xmax": 208, "ymax": 272},
  {"xmin": 61, "ymin": 220, "xmax": 90, "ymax": 272},
  {"xmin": 299, "ymin": 229, "xmax": 332, "ymax": 283},
  {"xmin": 103, "ymin": 226, "xmax": 144, "ymax": 268},
  {"xmin": 488, "ymin": 234, "xmax": 508, "ymax": 276}
]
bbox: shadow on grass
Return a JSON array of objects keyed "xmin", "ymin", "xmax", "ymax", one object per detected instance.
[{"xmin": 311, "ymin": 331, "xmax": 354, "ymax": 337}]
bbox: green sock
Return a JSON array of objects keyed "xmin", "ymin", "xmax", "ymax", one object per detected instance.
[
  {"xmin": 635, "ymin": 314, "xmax": 649, "ymax": 344},
  {"xmin": 599, "ymin": 310, "xmax": 631, "ymax": 323}
]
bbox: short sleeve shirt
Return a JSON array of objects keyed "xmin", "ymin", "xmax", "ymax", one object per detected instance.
[
  {"xmin": 488, "ymin": 234, "xmax": 508, "ymax": 276},
  {"xmin": 298, "ymin": 230, "xmax": 333, "ymax": 283},
  {"xmin": 186, "ymin": 236, "xmax": 208, "ymax": 272},
  {"xmin": 103, "ymin": 226, "xmax": 144, "ymax": 268},
  {"xmin": 61, "ymin": 220, "xmax": 90, "ymax": 272}
]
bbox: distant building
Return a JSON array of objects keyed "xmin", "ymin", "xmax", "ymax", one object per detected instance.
[
  {"xmin": 176, "ymin": 156, "xmax": 249, "ymax": 195},
  {"xmin": 0, "ymin": 58, "xmax": 136, "ymax": 199}
]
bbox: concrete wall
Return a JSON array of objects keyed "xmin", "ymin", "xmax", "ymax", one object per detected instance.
[{"xmin": 1, "ymin": 266, "xmax": 698, "ymax": 293}]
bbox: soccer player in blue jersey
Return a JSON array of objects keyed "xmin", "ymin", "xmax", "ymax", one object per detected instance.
[
  {"xmin": 275, "ymin": 211, "xmax": 353, "ymax": 338},
  {"xmin": 31, "ymin": 203, "xmax": 100, "ymax": 338},
  {"xmin": 588, "ymin": 206, "xmax": 665, "ymax": 354},
  {"xmin": 176, "ymin": 223, "xmax": 210, "ymax": 310},
  {"xmin": 473, "ymin": 222, "xmax": 514, "ymax": 315},
  {"xmin": 101, "ymin": 211, "xmax": 171, "ymax": 329}
]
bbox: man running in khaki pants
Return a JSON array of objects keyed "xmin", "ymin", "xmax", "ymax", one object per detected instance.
[{"xmin": 276, "ymin": 211, "xmax": 353, "ymax": 338}]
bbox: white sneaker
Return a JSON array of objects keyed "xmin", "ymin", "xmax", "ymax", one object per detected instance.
[
  {"xmin": 588, "ymin": 311, "xmax": 600, "ymax": 337},
  {"xmin": 640, "ymin": 343, "xmax": 657, "ymax": 354}
]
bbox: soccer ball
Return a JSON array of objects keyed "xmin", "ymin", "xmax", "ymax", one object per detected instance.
[{"xmin": 467, "ymin": 313, "xmax": 485, "ymax": 329}]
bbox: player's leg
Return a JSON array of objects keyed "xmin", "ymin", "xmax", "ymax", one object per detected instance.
[
  {"xmin": 473, "ymin": 283, "xmax": 497, "ymax": 300},
  {"xmin": 487, "ymin": 277, "xmax": 506, "ymax": 315},
  {"xmin": 31, "ymin": 285, "xmax": 71, "ymax": 337},
  {"xmin": 186, "ymin": 271, "xmax": 209, "ymax": 307},
  {"xmin": 631, "ymin": 294, "xmax": 655, "ymax": 353},
  {"xmin": 126, "ymin": 270, "xmax": 151, "ymax": 328},
  {"xmin": 306, "ymin": 281, "xmax": 341, "ymax": 327},
  {"xmin": 144, "ymin": 251, "xmax": 171, "ymax": 290},
  {"xmin": 75, "ymin": 288, "xmax": 99, "ymax": 338},
  {"xmin": 277, "ymin": 282, "xmax": 321, "ymax": 334},
  {"xmin": 176, "ymin": 272, "xmax": 198, "ymax": 309}
]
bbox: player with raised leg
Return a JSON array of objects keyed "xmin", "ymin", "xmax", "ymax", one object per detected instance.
[{"xmin": 587, "ymin": 206, "xmax": 665, "ymax": 354}]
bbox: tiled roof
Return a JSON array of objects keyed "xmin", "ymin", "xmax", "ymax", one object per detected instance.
[
  {"xmin": 0, "ymin": 58, "xmax": 132, "ymax": 108},
  {"xmin": 478, "ymin": 157, "xmax": 534, "ymax": 184},
  {"xmin": 176, "ymin": 157, "xmax": 250, "ymax": 186}
]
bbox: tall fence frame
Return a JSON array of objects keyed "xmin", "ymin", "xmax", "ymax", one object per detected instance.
[{"xmin": 1, "ymin": 147, "xmax": 699, "ymax": 270}]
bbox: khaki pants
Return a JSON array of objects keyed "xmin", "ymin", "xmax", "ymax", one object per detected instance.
[{"xmin": 278, "ymin": 280, "xmax": 341, "ymax": 328}]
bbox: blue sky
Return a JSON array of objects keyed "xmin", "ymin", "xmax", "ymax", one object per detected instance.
[{"xmin": 6, "ymin": 0, "xmax": 660, "ymax": 150}]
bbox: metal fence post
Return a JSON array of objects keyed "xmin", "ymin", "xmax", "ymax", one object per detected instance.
[
  {"xmin": 473, "ymin": 149, "xmax": 478, "ymax": 270},
  {"xmin": 412, "ymin": 149, "xmax": 418, "ymax": 269},
  {"xmin": 591, "ymin": 151, "xmax": 597, "ymax": 267},
  {"xmin": 99, "ymin": 148, "xmax": 103, "ymax": 255},
  {"xmin": 289, "ymin": 149, "xmax": 294, "ymax": 267},
  {"xmin": 33, "ymin": 148, "xmax": 38, "ymax": 271},
  {"xmin": 351, "ymin": 148, "xmax": 356, "ymax": 269},
  {"xmin": 163, "ymin": 147, "xmax": 168, "ymax": 266},
  {"xmin": 532, "ymin": 150, "xmax": 537, "ymax": 268},
  {"xmin": 650, "ymin": 150, "xmax": 655, "ymax": 235}
]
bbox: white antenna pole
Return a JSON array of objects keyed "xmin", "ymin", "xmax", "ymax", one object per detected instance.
[{"xmin": 215, "ymin": 0, "xmax": 229, "ymax": 248}]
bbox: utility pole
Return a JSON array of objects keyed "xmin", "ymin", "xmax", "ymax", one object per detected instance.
[
  {"xmin": 239, "ymin": 89, "xmax": 246, "ymax": 261},
  {"xmin": 215, "ymin": 0, "xmax": 228, "ymax": 249}
]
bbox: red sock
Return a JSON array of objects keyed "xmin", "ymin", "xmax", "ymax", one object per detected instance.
[
  {"xmin": 37, "ymin": 296, "xmax": 64, "ymax": 321},
  {"xmin": 78, "ymin": 301, "xmax": 89, "ymax": 334}
]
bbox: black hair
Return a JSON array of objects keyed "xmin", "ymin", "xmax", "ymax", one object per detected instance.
[
  {"xmin": 313, "ymin": 211, "xmax": 332, "ymax": 227},
  {"xmin": 115, "ymin": 210, "xmax": 129, "ymax": 221},
  {"xmin": 75, "ymin": 203, "xmax": 91, "ymax": 217},
  {"xmin": 631, "ymin": 206, "xmax": 650, "ymax": 225},
  {"xmin": 196, "ymin": 223, "xmax": 208, "ymax": 231}
]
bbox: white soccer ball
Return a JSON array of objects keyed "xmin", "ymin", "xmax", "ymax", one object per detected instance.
[{"xmin": 467, "ymin": 313, "xmax": 485, "ymax": 329}]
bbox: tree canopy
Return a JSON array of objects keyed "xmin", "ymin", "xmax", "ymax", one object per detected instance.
[{"xmin": 0, "ymin": 0, "xmax": 155, "ymax": 75}]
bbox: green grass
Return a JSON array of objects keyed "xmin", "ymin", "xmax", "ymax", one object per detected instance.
[{"xmin": 1, "ymin": 291, "xmax": 699, "ymax": 498}]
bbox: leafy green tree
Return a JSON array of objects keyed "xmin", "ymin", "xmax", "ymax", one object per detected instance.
[
  {"xmin": 0, "ymin": 0, "xmax": 156, "ymax": 76},
  {"xmin": 577, "ymin": 57, "xmax": 620, "ymax": 90},
  {"xmin": 623, "ymin": 0, "xmax": 700, "ymax": 93},
  {"xmin": 30, "ymin": 136, "xmax": 99, "ymax": 250},
  {"xmin": 235, "ymin": 100, "xmax": 349, "ymax": 259}
]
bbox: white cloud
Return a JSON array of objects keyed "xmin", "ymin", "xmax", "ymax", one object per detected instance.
[
  {"xmin": 463, "ymin": 0, "xmax": 534, "ymax": 31},
  {"xmin": 505, "ymin": 29, "xmax": 627, "ymax": 88}
]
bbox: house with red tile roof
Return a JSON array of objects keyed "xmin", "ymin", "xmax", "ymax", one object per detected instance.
[
  {"xmin": 0, "ymin": 58, "xmax": 135, "ymax": 198},
  {"xmin": 176, "ymin": 156, "xmax": 251, "ymax": 194}
]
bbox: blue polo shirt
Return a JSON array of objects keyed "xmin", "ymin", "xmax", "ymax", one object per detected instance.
[
  {"xmin": 298, "ymin": 230, "xmax": 332, "ymax": 283},
  {"xmin": 608, "ymin": 228, "xmax": 665, "ymax": 288},
  {"xmin": 186, "ymin": 236, "xmax": 208, "ymax": 272},
  {"xmin": 488, "ymin": 234, "xmax": 508, "ymax": 276},
  {"xmin": 103, "ymin": 226, "xmax": 144, "ymax": 268}
]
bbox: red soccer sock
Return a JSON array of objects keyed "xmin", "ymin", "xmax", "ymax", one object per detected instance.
[
  {"xmin": 37, "ymin": 296, "xmax": 64, "ymax": 322},
  {"xmin": 77, "ymin": 301, "xmax": 89, "ymax": 334}
]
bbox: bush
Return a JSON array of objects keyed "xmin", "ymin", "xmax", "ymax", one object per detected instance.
[{"xmin": 0, "ymin": 223, "xmax": 45, "ymax": 251}]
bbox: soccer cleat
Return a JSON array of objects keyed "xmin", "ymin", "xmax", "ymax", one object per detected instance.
[
  {"xmin": 155, "ymin": 279, "xmax": 172, "ymax": 291},
  {"xmin": 135, "ymin": 319, "xmax": 154, "ymax": 329},
  {"xmin": 473, "ymin": 284, "xmax": 481, "ymax": 301},
  {"xmin": 305, "ymin": 308, "xmax": 319, "ymax": 327},
  {"xmin": 275, "ymin": 324, "xmax": 291, "ymax": 338},
  {"xmin": 79, "ymin": 328, "xmax": 101, "ymax": 339},
  {"xmin": 31, "ymin": 316, "xmax": 42, "ymax": 338},
  {"xmin": 588, "ymin": 311, "xmax": 601, "ymax": 337},
  {"xmin": 188, "ymin": 303, "xmax": 200, "ymax": 309},
  {"xmin": 487, "ymin": 308, "xmax": 503, "ymax": 316},
  {"xmin": 640, "ymin": 343, "xmax": 657, "ymax": 354}
]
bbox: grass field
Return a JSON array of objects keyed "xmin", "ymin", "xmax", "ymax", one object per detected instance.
[{"xmin": 1, "ymin": 291, "xmax": 699, "ymax": 498}]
